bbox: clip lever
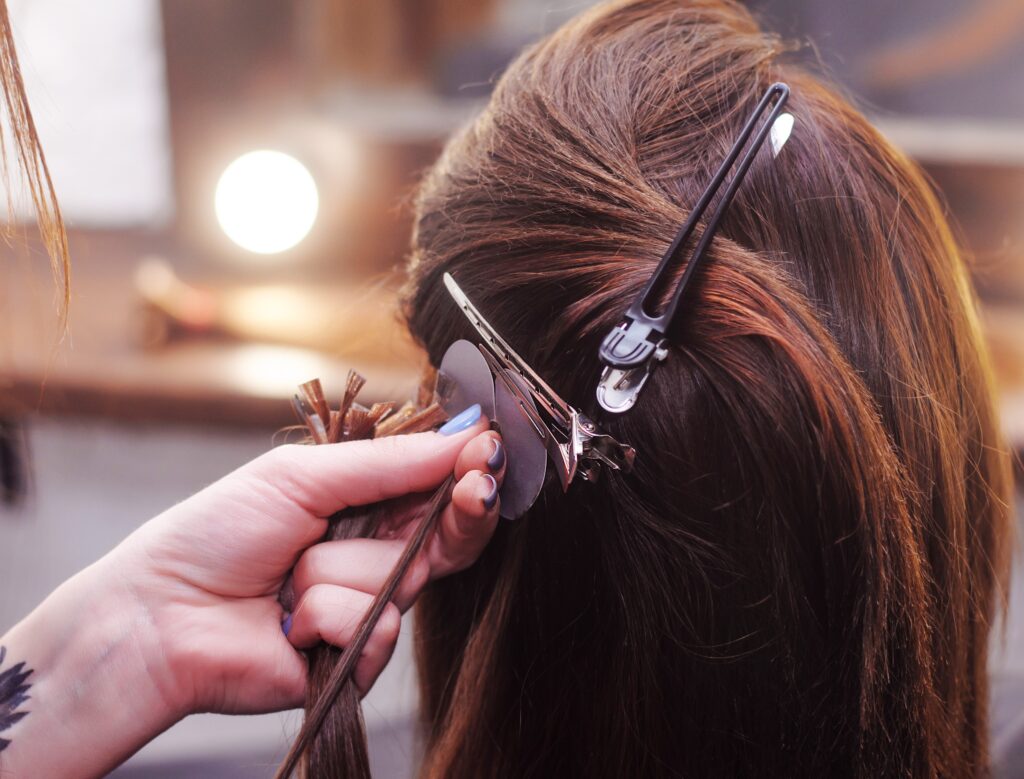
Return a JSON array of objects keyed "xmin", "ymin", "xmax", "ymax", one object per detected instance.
[
  {"xmin": 443, "ymin": 272, "xmax": 635, "ymax": 490},
  {"xmin": 597, "ymin": 82, "xmax": 791, "ymax": 413}
]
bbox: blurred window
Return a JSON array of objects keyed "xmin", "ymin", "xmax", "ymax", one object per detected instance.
[{"xmin": 1, "ymin": 0, "xmax": 173, "ymax": 227}]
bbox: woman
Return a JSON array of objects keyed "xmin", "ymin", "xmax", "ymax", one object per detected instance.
[
  {"xmin": 5, "ymin": 0, "xmax": 1014, "ymax": 776},
  {"xmin": 367, "ymin": 0, "xmax": 1008, "ymax": 775}
]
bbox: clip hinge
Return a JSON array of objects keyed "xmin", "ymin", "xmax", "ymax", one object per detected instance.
[{"xmin": 596, "ymin": 338, "xmax": 668, "ymax": 413}]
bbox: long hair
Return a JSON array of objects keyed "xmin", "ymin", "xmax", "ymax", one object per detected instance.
[
  {"xmin": 394, "ymin": 1, "xmax": 1013, "ymax": 776},
  {"xmin": 289, "ymin": 0, "xmax": 1013, "ymax": 775}
]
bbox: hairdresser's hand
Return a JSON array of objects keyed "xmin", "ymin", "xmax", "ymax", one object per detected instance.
[{"xmin": 0, "ymin": 405, "xmax": 503, "ymax": 778}]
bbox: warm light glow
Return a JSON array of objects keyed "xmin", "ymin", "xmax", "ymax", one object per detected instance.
[
  {"xmin": 222, "ymin": 344, "xmax": 328, "ymax": 397},
  {"xmin": 215, "ymin": 150, "xmax": 319, "ymax": 254}
]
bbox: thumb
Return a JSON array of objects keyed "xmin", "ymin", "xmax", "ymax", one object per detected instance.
[{"xmin": 247, "ymin": 404, "xmax": 486, "ymax": 518}]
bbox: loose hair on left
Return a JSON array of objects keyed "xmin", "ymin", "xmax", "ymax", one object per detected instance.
[{"xmin": 0, "ymin": 0, "xmax": 69, "ymax": 323}]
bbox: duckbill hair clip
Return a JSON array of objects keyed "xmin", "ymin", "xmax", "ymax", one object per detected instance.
[
  {"xmin": 441, "ymin": 272, "xmax": 635, "ymax": 519},
  {"xmin": 597, "ymin": 82, "xmax": 793, "ymax": 413}
]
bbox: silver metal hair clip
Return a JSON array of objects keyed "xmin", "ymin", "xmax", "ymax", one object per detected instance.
[
  {"xmin": 440, "ymin": 272, "xmax": 635, "ymax": 519},
  {"xmin": 597, "ymin": 82, "xmax": 792, "ymax": 413}
]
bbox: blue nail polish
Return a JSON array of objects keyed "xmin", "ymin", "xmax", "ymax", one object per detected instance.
[
  {"xmin": 439, "ymin": 403, "xmax": 481, "ymax": 436},
  {"xmin": 487, "ymin": 439, "xmax": 506, "ymax": 471},
  {"xmin": 281, "ymin": 613, "xmax": 293, "ymax": 636},
  {"xmin": 482, "ymin": 473, "xmax": 499, "ymax": 510}
]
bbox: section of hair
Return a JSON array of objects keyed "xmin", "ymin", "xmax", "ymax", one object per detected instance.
[
  {"xmin": 397, "ymin": 1, "xmax": 1013, "ymax": 777},
  {"xmin": 276, "ymin": 376, "xmax": 451, "ymax": 778}
]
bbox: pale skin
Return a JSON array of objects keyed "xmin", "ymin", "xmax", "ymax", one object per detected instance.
[{"xmin": 0, "ymin": 416, "xmax": 503, "ymax": 778}]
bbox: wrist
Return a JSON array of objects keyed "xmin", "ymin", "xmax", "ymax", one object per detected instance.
[{"xmin": 0, "ymin": 553, "xmax": 186, "ymax": 777}]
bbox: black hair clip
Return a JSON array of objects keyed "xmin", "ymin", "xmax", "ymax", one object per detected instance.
[{"xmin": 596, "ymin": 82, "xmax": 792, "ymax": 413}]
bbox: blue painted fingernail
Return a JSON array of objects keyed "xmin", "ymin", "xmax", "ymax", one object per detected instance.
[
  {"xmin": 281, "ymin": 613, "xmax": 293, "ymax": 636},
  {"xmin": 481, "ymin": 473, "xmax": 499, "ymax": 510},
  {"xmin": 439, "ymin": 404, "xmax": 481, "ymax": 436},
  {"xmin": 487, "ymin": 438, "xmax": 506, "ymax": 471}
]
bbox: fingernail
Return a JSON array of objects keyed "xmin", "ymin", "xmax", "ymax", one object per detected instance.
[
  {"xmin": 486, "ymin": 438, "xmax": 506, "ymax": 471},
  {"xmin": 481, "ymin": 473, "xmax": 499, "ymax": 510},
  {"xmin": 281, "ymin": 613, "xmax": 293, "ymax": 636},
  {"xmin": 439, "ymin": 403, "xmax": 481, "ymax": 436}
]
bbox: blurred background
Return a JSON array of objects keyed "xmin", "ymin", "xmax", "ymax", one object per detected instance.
[{"xmin": 0, "ymin": 1, "xmax": 1020, "ymax": 776}]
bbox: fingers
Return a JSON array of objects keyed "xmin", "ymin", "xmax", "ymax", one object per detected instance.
[
  {"xmin": 282, "ymin": 425, "xmax": 505, "ymax": 696},
  {"xmin": 377, "ymin": 429, "xmax": 505, "ymax": 539},
  {"xmin": 291, "ymin": 431, "xmax": 505, "ymax": 608},
  {"xmin": 454, "ymin": 430, "xmax": 505, "ymax": 481},
  {"xmin": 292, "ymin": 538, "xmax": 429, "ymax": 612},
  {"xmin": 430, "ymin": 430, "xmax": 504, "ymax": 575},
  {"xmin": 425, "ymin": 468, "xmax": 501, "ymax": 577},
  {"xmin": 286, "ymin": 584, "xmax": 403, "ymax": 694},
  {"xmin": 247, "ymin": 405, "xmax": 488, "ymax": 519}
]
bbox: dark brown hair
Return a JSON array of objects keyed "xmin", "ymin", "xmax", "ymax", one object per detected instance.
[
  {"xmin": 402, "ymin": 1, "xmax": 1013, "ymax": 776},
  {"xmin": 297, "ymin": 0, "xmax": 1014, "ymax": 775}
]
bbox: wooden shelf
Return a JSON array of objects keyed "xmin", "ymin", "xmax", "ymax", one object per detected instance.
[{"xmin": 0, "ymin": 230, "xmax": 422, "ymax": 430}]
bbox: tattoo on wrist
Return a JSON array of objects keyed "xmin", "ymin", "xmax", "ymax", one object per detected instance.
[{"xmin": 0, "ymin": 646, "xmax": 33, "ymax": 753}]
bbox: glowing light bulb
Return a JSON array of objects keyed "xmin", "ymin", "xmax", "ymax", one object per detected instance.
[{"xmin": 215, "ymin": 150, "xmax": 319, "ymax": 255}]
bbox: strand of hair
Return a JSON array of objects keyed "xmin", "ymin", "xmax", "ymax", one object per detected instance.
[{"xmin": 274, "ymin": 474, "xmax": 455, "ymax": 779}]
